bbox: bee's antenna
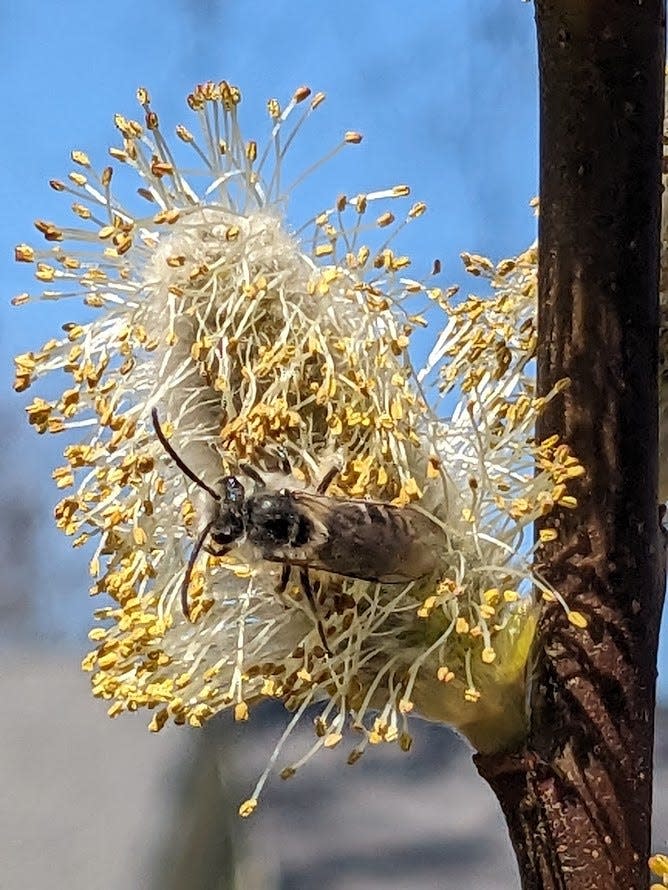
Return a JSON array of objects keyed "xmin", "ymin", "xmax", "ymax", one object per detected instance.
[
  {"xmin": 180, "ymin": 519, "xmax": 216, "ymax": 619},
  {"xmin": 151, "ymin": 408, "xmax": 220, "ymax": 501},
  {"xmin": 299, "ymin": 568, "xmax": 331, "ymax": 656}
]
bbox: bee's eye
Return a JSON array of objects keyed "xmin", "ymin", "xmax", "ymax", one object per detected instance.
[{"xmin": 222, "ymin": 476, "xmax": 245, "ymax": 505}]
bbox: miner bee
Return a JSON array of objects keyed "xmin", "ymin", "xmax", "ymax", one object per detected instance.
[{"xmin": 151, "ymin": 408, "xmax": 443, "ymax": 652}]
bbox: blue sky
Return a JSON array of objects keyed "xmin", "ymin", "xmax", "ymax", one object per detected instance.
[{"xmin": 4, "ymin": 1, "xmax": 665, "ymax": 690}]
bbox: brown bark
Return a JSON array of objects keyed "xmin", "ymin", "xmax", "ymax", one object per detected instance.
[{"xmin": 475, "ymin": 3, "xmax": 666, "ymax": 888}]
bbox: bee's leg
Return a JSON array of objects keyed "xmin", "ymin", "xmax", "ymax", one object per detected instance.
[
  {"xmin": 276, "ymin": 563, "xmax": 291, "ymax": 595},
  {"xmin": 316, "ymin": 466, "xmax": 339, "ymax": 495},
  {"xmin": 299, "ymin": 569, "xmax": 331, "ymax": 656},
  {"xmin": 273, "ymin": 564, "xmax": 293, "ymax": 609},
  {"xmin": 275, "ymin": 446, "xmax": 292, "ymax": 476},
  {"xmin": 239, "ymin": 463, "xmax": 266, "ymax": 488}
]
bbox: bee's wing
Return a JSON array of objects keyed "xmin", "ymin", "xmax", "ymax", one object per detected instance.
[{"xmin": 284, "ymin": 491, "xmax": 444, "ymax": 583}]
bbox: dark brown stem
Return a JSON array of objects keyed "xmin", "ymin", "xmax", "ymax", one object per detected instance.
[{"xmin": 476, "ymin": 3, "xmax": 666, "ymax": 887}]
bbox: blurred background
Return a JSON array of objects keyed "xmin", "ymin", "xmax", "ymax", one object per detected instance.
[{"xmin": 2, "ymin": 2, "xmax": 666, "ymax": 888}]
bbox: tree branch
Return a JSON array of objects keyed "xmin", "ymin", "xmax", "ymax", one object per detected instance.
[{"xmin": 476, "ymin": 3, "xmax": 666, "ymax": 887}]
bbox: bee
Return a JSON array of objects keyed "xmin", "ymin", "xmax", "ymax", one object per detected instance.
[{"xmin": 151, "ymin": 408, "xmax": 444, "ymax": 650}]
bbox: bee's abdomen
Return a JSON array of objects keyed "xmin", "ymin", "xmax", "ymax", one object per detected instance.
[{"xmin": 316, "ymin": 502, "xmax": 440, "ymax": 583}]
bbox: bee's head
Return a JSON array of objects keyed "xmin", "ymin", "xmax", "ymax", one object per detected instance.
[{"xmin": 210, "ymin": 476, "xmax": 246, "ymax": 546}]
